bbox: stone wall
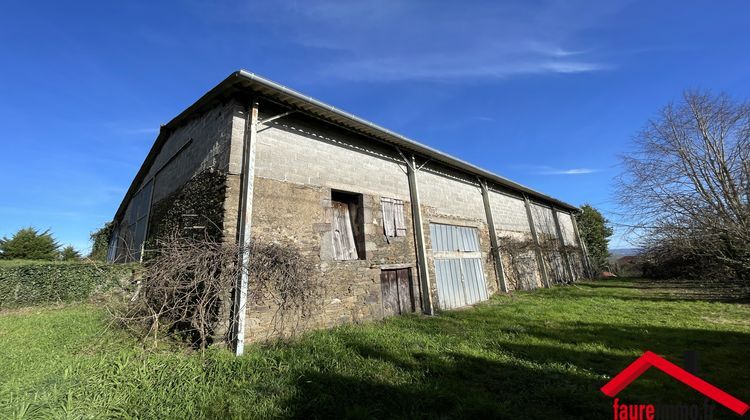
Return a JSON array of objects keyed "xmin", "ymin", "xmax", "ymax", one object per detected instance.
[
  {"xmin": 246, "ymin": 177, "xmax": 419, "ymax": 341},
  {"xmin": 243, "ymin": 111, "xmax": 419, "ymax": 341}
]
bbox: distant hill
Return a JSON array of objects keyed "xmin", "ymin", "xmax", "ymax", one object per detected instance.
[{"xmin": 609, "ymin": 248, "xmax": 642, "ymax": 259}]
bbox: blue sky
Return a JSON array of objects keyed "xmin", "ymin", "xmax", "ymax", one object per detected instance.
[{"xmin": 1, "ymin": 0, "xmax": 749, "ymax": 253}]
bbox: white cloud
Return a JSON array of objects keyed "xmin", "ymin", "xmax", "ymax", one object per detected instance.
[
  {"xmin": 322, "ymin": 55, "xmax": 608, "ymax": 82},
  {"xmin": 539, "ymin": 168, "xmax": 599, "ymax": 175},
  {"xmin": 241, "ymin": 0, "xmax": 626, "ymax": 82}
]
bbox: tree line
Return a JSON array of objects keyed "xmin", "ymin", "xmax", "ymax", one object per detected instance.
[{"xmin": 0, "ymin": 223, "xmax": 111, "ymax": 262}]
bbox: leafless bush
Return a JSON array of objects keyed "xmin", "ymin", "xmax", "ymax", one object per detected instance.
[
  {"xmin": 114, "ymin": 232, "xmax": 238, "ymax": 349},
  {"xmin": 115, "ymin": 233, "xmax": 320, "ymax": 349},
  {"xmin": 244, "ymin": 240, "xmax": 322, "ymax": 339}
]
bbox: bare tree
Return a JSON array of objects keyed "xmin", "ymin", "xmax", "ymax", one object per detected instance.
[{"xmin": 618, "ymin": 91, "xmax": 750, "ymax": 280}]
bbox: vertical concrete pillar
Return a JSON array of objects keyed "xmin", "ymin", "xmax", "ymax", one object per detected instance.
[
  {"xmin": 407, "ymin": 155, "xmax": 434, "ymax": 315},
  {"xmin": 235, "ymin": 98, "xmax": 259, "ymax": 356},
  {"xmin": 524, "ymin": 195, "xmax": 551, "ymax": 288},
  {"xmin": 479, "ymin": 180, "xmax": 508, "ymax": 293}
]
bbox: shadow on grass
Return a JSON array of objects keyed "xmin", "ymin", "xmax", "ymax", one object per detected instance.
[
  {"xmin": 266, "ymin": 279, "xmax": 750, "ymax": 419},
  {"xmin": 283, "ymin": 350, "xmax": 605, "ymax": 419},
  {"xmin": 276, "ymin": 319, "xmax": 749, "ymax": 419}
]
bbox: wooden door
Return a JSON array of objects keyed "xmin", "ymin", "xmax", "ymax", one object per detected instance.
[
  {"xmin": 397, "ymin": 269, "xmax": 414, "ymax": 313},
  {"xmin": 381, "ymin": 270, "xmax": 399, "ymax": 317},
  {"xmin": 332, "ymin": 201, "xmax": 357, "ymax": 260},
  {"xmin": 381, "ymin": 268, "xmax": 415, "ymax": 317}
]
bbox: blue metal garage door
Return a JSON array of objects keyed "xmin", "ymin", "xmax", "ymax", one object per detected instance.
[{"xmin": 430, "ymin": 223, "xmax": 489, "ymax": 310}]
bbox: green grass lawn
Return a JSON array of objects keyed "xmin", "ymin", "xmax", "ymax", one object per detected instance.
[{"xmin": 1, "ymin": 279, "xmax": 748, "ymax": 419}]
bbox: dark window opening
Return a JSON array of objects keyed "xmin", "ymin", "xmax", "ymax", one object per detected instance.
[{"xmin": 331, "ymin": 190, "xmax": 365, "ymax": 260}]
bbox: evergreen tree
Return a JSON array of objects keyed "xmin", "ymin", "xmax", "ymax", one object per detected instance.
[
  {"xmin": 59, "ymin": 245, "xmax": 82, "ymax": 261},
  {"xmin": 0, "ymin": 227, "xmax": 61, "ymax": 260},
  {"xmin": 575, "ymin": 205, "xmax": 613, "ymax": 272}
]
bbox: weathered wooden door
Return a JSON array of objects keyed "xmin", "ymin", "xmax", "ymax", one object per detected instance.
[
  {"xmin": 429, "ymin": 223, "xmax": 489, "ymax": 310},
  {"xmin": 332, "ymin": 201, "xmax": 357, "ymax": 260},
  {"xmin": 380, "ymin": 268, "xmax": 414, "ymax": 317}
]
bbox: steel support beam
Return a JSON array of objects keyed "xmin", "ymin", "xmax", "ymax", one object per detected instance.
[
  {"xmin": 258, "ymin": 110, "xmax": 295, "ymax": 125},
  {"xmin": 524, "ymin": 195, "xmax": 551, "ymax": 288},
  {"xmin": 235, "ymin": 98, "xmax": 259, "ymax": 356},
  {"xmin": 479, "ymin": 180, "xmax": 508, "ymax": 293}
]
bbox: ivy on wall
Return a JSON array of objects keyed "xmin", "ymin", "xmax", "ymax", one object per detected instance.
[{"xmin": 146, "ymin": 169, "xmax": 228, "ymax": 257}]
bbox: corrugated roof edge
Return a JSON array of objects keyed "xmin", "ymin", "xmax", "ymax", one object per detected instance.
[{"xmin": 113, "ymin": 70, "xmax": 578, "ymax": 223}]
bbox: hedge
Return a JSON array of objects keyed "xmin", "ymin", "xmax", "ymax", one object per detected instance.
[{"xmin": 0, "ymin": 260, "xmax": 138, "ymax": 309}]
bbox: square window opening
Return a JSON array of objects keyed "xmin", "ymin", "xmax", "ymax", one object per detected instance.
[{"xmin": 381, "ymin": 197, "xmax": 407, "ymax": 238}]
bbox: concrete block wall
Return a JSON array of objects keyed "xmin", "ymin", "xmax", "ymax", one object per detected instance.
[
  {"xmin": 115, "ymin": 101, "xmax": 236, "ymax": 261},
  {"xmin": 488, "ymin": 191, "xmax": 531, "ymax": 233},
  {"xmin": 222, "ymin": 102, "xmax": 250, "ymax": 242},
  {"xmin": 254, "ymin": 114, "xmax": 410, "ymax": 201},
  {"xmin": 145, "ymin": 102, "xmax": 235, "ymax": 204},
  {"xmin": 417, "ymin": 170, "xmax": 486, "ymax": 221},
  {"xmin": 530, "ymin": 203, "xmax": 557, "ymax": 239},
  {"xmin": 486, "ymin": 191, "xmax": 539, "ymax": 290},
  {"xmin": 556, "ymin": 210, "xmax": 578, "ymax": 246},
  {"xmin": 557, "ymin": 210, "xmax": 586, "ymax": 281}
]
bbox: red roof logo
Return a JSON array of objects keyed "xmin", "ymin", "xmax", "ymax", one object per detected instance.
[{"xmin": 601, "ymin": 351, "xmax": 749, "ymax": 415}]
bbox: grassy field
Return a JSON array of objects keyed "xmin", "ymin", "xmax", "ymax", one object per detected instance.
[{"xmin": 1, "ymin": 278, "xmax": 748, "ymax": 419}]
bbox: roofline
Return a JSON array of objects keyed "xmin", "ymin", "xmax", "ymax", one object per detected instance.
[{"xmin": 114, "ymin": 70, "xmax": 578, "ymax": 222}]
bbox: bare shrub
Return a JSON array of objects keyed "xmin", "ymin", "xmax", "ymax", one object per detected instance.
[
  {"xmin": 115, "ymin": 232, "xmax": 238, "ymax": 349},
  {"xmin": 244, "ymin": 240, "xmax": 322, "ymax": 339},
  {"xmin": 115, "ymin": 233, "xmax": 320, "ymax": 349}
]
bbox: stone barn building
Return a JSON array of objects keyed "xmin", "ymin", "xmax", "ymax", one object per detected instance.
[{"xmin": 108, "ymin": 70, "xmax": 590, "ymax": 350}]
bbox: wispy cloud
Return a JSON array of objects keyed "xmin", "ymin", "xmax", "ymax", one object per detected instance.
[
  {"xmin": 539, "ymin": 168, "xmax": 599, "ymax": 175},
  {"xmin": 240, "ymin": 0, "xmax": 626, "ymax": 82},
  {"xmin": 323, "ymin": 55, "xmax": 609, "ymax": 82}
]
